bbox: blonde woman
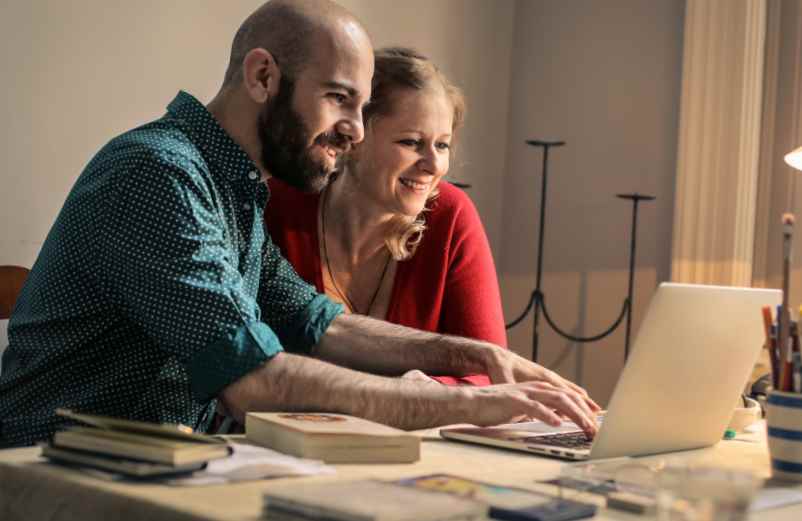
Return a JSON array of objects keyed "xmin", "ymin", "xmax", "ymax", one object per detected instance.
[{"xmin": 266, "ymin": 48, "xmax": 506, "ymax": 385}]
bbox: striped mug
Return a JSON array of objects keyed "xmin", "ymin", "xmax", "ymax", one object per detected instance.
[{"xmin": 766, "ymin": 390, "xmax": 802, "ymax": 482}]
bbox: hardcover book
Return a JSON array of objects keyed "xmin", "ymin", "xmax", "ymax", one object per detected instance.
[
  {"xmin": 245, "ymin": 412, "xmax": 419, "ymax": 463},
  {"xmin": 41, "ymin": 443, "xmax": 207, "ymax": 478}
]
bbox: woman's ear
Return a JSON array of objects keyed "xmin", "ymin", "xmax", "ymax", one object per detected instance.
[{"xmin": 242, "ymin": 48, "xmax": 282, "ymax": 104}]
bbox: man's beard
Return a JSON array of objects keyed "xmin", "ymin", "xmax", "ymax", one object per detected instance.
[{"xmin": 258, "ymin": 76, "xmax": 347, "ymax": 193}]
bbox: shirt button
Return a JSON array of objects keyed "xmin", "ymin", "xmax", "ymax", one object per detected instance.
[
  {"xmin": 242, "ymin": 203, "xmax": 251, "ymax": 210},
  {"xmin": 248, "ymin": 170, "xmax": 259, "ymax": 180}
]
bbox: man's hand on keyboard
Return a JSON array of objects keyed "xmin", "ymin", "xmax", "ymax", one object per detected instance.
[
  {"xmin": 468, "ymin": 380, "xmax": 599, "ymax": 438},
  {"xmin": 479, "ymin": 345, "xmax": 601, "ymax": 416}
]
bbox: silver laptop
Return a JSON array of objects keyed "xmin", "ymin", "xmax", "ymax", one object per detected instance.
[{"xmin": 441, "ymin": 283, "xmax": 780, "ymax": 460}]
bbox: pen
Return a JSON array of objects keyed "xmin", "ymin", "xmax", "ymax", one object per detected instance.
[
  {"xmin": 779, "ymin": 214, "xmax": 795, "ymax": 391},
  {"xmin": 772, "ymin": 325, "xmax": 781, "ymax": 390},
  {"xmin": 763, "ymin": 306, "xmax": 779, "ymax": 389},
  {"xmin": 772, "ymin": 304, "xmax": 780, "ymax": 391},
  {"xmin": 780, "ymin": 319, "xmax": 795, "ymax": 393}
]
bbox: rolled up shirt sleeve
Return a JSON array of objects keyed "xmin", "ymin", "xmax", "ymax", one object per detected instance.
[
  {"xmin": 258, "ymin": 225, "xmax": 343, "ymax": 354},
  {"xmin": 102, "ymin": 154, "xmax": 283, "ymax": 402}
]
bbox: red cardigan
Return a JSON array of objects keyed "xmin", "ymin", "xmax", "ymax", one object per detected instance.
[{"xmin": 265, "ymin": 179, "xmax": 507, "ymax": 385}]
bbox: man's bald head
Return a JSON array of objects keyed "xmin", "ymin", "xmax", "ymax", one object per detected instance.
[
  {"xmin": 223, "ymin": 0, "xmax": 371, "ymax": 86},
  {"xmin": 211, "ymin": 0, "xmax": 373, "ymax": 194}
]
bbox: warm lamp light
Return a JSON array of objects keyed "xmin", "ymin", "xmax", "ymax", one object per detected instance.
[{"xmin": 786, "ymin": 146, "xmax": 802, "ymax": 171}]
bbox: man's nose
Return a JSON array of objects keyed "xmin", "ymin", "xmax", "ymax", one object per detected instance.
[{"xmin": 335, "ymin": 113, "xmax": 365, "ymax": 145}]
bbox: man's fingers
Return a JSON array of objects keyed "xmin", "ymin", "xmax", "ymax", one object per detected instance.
[
  {"xmin": 555, "ymin": 386, "xmax": 591, "ymax": 420},
  {"xmin": 567, "ymin": 383, "xmax": 601, "ymax": 412},
  {"xmin": 544, "ymin": 371, "xmax": 602, "ymax": 413},
  {"xmin": 566, "ymin": 381, "xmax": 602, "ymax": 411},
  {"xmin": 531, "ymin": 389, "xmax": 597, "ymax": 437},
  {"xmin": 485, "ymin": 355, "xmax": 600, "ymax": 433},
  {"xmin": 566, "ymin": 380, "xmax": 588, "ymax": 396},
  {"xmin": 566, "ymin": 388, "xmax": 597, "ymax": 425},
  {"xmin": 559, "ymin": 383, "xmax": 595, "ymax": 420},
  {"xmin": 526, "ymin": 401, "xmax": 562, "ymax": 427},
  {"xmin": 548, "ymin": 371, "xmax": 582, "ymax": 393},
  {"xmin": 584, "ymin": 396, "xmax": 602, "ymax": 412}
]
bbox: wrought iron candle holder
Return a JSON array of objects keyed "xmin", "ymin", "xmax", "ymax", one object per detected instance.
[{"xmin": 505, "ymin": 139, "xmax": 655, "ymax": 363}]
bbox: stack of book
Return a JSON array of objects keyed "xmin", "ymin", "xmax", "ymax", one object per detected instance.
[{"xmin": 42, "ymin": 409, "xmax": 231, "ymax": 478}]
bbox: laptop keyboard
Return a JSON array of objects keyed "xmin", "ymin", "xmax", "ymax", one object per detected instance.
[{"xmin": 530, "ymin": 432, "xmax": 593, "ymax": 450}]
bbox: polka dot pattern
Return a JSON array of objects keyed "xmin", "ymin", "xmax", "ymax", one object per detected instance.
[{"xmin": 0, "ymin": 91, "xmax": 343, "ymax": 448}]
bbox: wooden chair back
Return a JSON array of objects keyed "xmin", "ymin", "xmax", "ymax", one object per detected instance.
[{"xmin": 0, "ymin": 266, "xmax": 30, "ymax": 320}]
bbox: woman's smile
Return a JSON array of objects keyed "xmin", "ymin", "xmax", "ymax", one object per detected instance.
[{"xmin": 398, "ymin": 176, "xmax": 432, "ymax": 194}]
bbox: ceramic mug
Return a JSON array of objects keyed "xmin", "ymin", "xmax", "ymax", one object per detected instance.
[{"xmin": 766, "ymin": 390, "xmax": 802, "ymax": 482}]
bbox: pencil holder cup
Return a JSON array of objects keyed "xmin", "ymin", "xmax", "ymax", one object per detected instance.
[{"xmin": 766, "ymin": 390, "xmax": 802, "ymax": 482}]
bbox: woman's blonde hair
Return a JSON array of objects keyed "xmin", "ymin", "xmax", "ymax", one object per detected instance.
[{"xmin": 356, "ymin": 47, "xmax": 466, "ymax": 261}]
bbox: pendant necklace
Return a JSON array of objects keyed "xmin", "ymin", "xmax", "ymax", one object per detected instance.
[{"xmin": 321, "ymin": 186, "xmax": 391, "ymax": 315}]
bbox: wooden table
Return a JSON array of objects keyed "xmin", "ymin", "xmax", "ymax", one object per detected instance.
[{"xmin": 1, "ymin": 425, "xmax": 800, "ymax": 521}]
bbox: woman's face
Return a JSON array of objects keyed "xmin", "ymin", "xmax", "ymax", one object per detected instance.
[{"xmin": 351, "ymin": 87, "xmax": 454, "ymax": 218}]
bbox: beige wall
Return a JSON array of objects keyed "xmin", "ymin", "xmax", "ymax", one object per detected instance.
[
  {"xmin": 499, "ymin": 0, "xmax": 685, "ymax": 404},
  {"xmin": 754, "ymin": 0, "xmax": 802, "ymax": 301},
  {"xmin": 0, "ymin": 0, "xmax": 514, "ymax": 266},
  {"xmin": 1, "ymin": 1, "xmax": 685, "ymax": 404},
  {"xmin": 1, "ymin": 1, "xmax": 265, "ymax": 266}
]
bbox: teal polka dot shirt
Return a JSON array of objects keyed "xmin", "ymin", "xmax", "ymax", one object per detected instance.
[{"xmin": 0, "ymin": 91, "xmax": 343, "ymax": 447}]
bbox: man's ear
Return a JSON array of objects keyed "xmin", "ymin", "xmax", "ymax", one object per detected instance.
[{"xmin": 242, "ymin": 48, "xmax": 282, "ymax": 104}]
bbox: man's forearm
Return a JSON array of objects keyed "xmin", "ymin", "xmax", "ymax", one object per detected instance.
[
  {"xmin": 219, "ymin": 351, "xmax": 471, "ymax": 430},
  {"xmin": 314, "ymin": 313, "xmax": 495, "ymax": 377},
  {"xmin": 220, "ymin": 350, "xmax": 601, "ymax": 435}
]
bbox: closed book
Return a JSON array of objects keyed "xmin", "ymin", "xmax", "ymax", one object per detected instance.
[
  {"xmin": 245, "ymin": 412, "xmax": 419, "ymax": 463},
  {"xmin": 263, "ymin": 479, "xmax": 487, "ymax": 521},
  {"xmin": 41, "ymin": 443, "xmax": 206, "ymax": 478},
  {"xmin": 51, "ymin": 408, "xmax": 231, "ymax": 466}
]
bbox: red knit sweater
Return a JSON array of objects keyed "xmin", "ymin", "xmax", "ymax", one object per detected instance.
[{"xmin": 265, "ymin": 179, "xmax": 507, "ymax": 385}]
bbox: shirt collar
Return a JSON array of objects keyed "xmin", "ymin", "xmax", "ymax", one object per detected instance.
[{"xmin": 166, "ymin": 91, "xmax": 263, "ymax": 190}]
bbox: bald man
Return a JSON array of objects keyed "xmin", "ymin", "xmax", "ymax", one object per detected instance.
[{"xmin": 0, "ymin": 0, "xmax": 597, "ymax": 448}]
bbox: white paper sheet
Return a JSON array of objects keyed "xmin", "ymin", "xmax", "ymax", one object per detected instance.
[{"xmin": 166, "ymin": 441, "xmax": 335, "ymax": 486}]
